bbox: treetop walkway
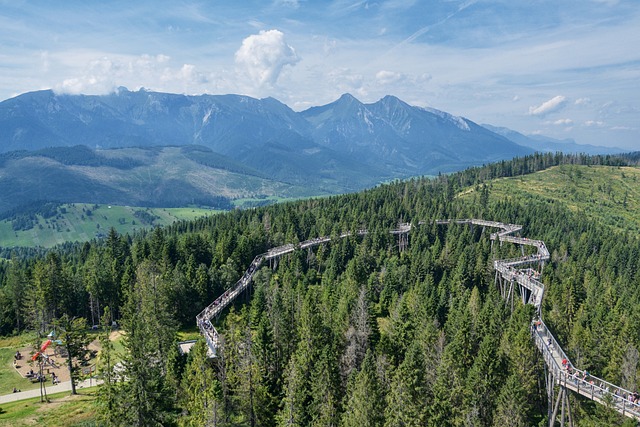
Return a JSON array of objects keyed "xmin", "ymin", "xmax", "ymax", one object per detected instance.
[
  {"xmin": 196, "ymin": 225, "xmax": 405, "ymax": 356},
  {"xmin": 197, "ymin": 217, "xmax": 640, "ymax": 424}
]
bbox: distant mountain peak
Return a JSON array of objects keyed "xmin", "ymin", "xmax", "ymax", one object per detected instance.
[
  {"xmin": 332, "ymin": 93, "xmax": 363, "ymax": 110},
  {"xmin": 337, "ymin": 93, "xmax": 358, "ymax": 102},
  {"xmin": 378, "ymin": 94, "xmax": 403, "ymax": 105}
]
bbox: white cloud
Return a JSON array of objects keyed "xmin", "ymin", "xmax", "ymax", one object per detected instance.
[
  {"xmin": 274, "ymin": 0, "xmax": 300, "ymax": 8},
  {"xmin": 54, "ymin": 54, "xmax": 211, "ymax": 95},
  {"xmin": 56, "ymin": 56, "xmax": 120, "ymax": 95},
  {"xmin": 528, "ymin": 95, "xmax": 567, "ymax": 116},
  {"xmin": 327, "ymin": 68, "xmax": 365, "ymax": 96},
  {"xmin": 552, "ymin": 118, "xmax": 573, "ymax": 125},
  {"xmin": 234, "ymin": 29, "xmax": 299, "ymax": 88},
  {"xmin": 574, "ymin": 97, "xmax": 590, "ymax": 105},
  {"xmin": 611, "ymin": 126, "xmax": 635, "ymax": 130},
  {"xmin": 584, "ymin": 120, "xmax": 605, "ymax": 127},
  {"xmin": 375, "ymin": 70, "xmax": 405, "ymax": 85}
]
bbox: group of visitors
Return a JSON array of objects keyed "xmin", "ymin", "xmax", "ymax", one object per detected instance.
[
  {"xmin": 570, "ymin": 369, "xmax": 589, "ymax": 383},
  {"xmin": 26, "ymin": 369, "xmax": 46, "ymax": 382},
  {"xmin": 626, "ymin": 391, "xmax": 640, "ymax": 405}
]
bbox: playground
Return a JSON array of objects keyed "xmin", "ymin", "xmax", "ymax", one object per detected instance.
[
  {"xmin": 2, "ymin": 330, "xmax": 123, "ymax": 396},
  {"xmin": 11, "ymin": 338, "xmax": 98, "ymax": 387}
]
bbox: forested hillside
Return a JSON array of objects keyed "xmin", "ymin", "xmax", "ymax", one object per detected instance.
[{"xmin": 0, "ymin": 152, "xmax": 639, "ymax": 426}]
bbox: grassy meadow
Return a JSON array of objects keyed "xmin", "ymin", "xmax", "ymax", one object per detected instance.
[
  {"xmin": 0, "ymin": 203, "xmax": 223, "ymax": 248},
  {"xmin": 461, "ymin": 165, "xmax": 640, "ymax": 233}
]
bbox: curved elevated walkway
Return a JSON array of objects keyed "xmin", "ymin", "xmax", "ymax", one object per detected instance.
[
  {"xmin": 197, "ymin": 217, "xmax": 640, "ymax": 422},
  {"xmin": 439, "ymin": 219, "xmax": 640, "ymax": 423},
  {"xmin": 197, "ymin": 226, "xmax": 397, "ymax": 356}
]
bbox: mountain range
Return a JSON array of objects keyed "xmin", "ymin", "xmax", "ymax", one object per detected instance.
[
  {"xmin": 482, "ymin": 124, "xmax": 624, "ymax": 155},
  {"xmin": 0, "ymin": 88, "xmax": 623, "ymax": 216}
]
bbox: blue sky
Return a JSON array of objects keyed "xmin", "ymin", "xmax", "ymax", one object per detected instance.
[{"xmin": 1, "ymin": 0, "xmax": 639, "ymax": 150}]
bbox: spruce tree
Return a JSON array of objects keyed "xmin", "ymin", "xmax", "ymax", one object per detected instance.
[
  {"xmin": 54, "ymin": 314, "xmax": 90, "ymax": 395},
  {"xmin": 180, "ymin": 340, "xmax": 221, "ymax": 427},
  {"xmin": 113, "ymin": 261, "xmax": 178, "ymax": 426},
  {"xmin": 385, "ymin": 342, "xmax": 428, "ymax": 427},
  {"xmin": 341, "ymin": 350, "xmax": 384, "ymax": 427},
  {"xmin": 96, "ymin": 307, "xmax": 120, "ymax": 427}
]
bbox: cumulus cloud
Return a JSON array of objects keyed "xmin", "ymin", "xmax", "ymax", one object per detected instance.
[
  {"xmin": 56, "ymin": 56, "xmax": 122, "ymax": 95},
  {"xmin": 528, "ymin": 95, "xmax": 567, "ymax": 116},
  {"xmin": 54, "ymin": 54, "xmax": 210, "ymax": 95},
  {"xmin": 327, "ymin": 68, "xmax": 366, "ymax": 96},
  {"xmin": 375, "ymin": 70, "xmax": 406, "ymax": 85},
  {"xmin": 235, "ymin": 29, "xmax": 299, "ymax": 87}
]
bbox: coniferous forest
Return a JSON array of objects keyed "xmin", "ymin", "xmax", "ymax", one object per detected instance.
[{"xmin": 1, "ymin": 152, "xmax": 640, "ymax": 426}]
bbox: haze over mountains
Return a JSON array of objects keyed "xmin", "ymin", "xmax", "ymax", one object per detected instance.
[
  {"xmin": 482, "ymin": 124, "xmax": 623, "ymax": 156},
  {"xmin": 0, "ymin": 88, "xmax": 624, "ymax": 215}
]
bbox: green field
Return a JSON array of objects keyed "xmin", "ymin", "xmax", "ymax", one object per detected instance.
[
  {"xmin": 462, "ymin": 165, "xmax": 640, "ymax": 232},
  {"xmin": 0, "ymin": 203, "xmax": 224, "ymax": 248}
]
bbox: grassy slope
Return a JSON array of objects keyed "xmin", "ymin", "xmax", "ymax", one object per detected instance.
[
  {"xmin": 0, "ymin": 203, "xmax": 222, "ymax": 248},
  {"xmin": 0, "ymin": 388, "xmax": 98, "ymax": 427},
  {"xmin": 462, "ymin": 165, "xmax": 640, "ymax": 233}
]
